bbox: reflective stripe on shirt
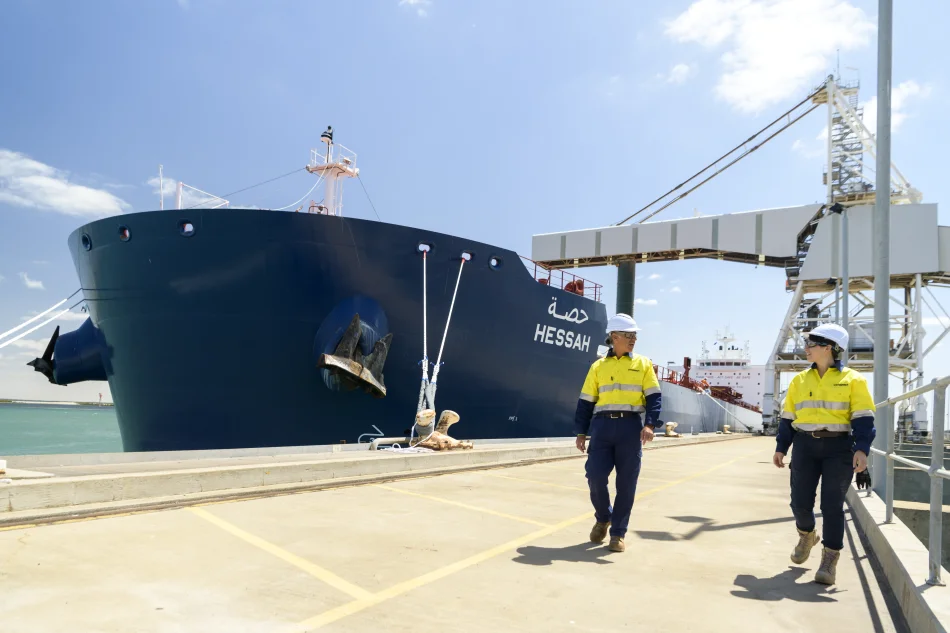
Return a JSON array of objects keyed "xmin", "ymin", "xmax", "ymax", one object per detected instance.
[
  {"xmin": 599, "ymin": 384, "xmax": 642, "ymax": 394},
  {"xmin": 794, "ymin": 400, "xmax": 849, "ymax": 411}
]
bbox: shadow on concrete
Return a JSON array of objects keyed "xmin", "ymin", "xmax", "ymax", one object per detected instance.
[
  {"xmin": 634, "ymin": 515, "xmax": 801, "ymax": 542},
  {"xmin": 731, "ymin": 566, "xmax": 843, "ymax": 603},
  {"xmin": 844, "ymin": 514, "xmax": 911, "ymax": 633},
  {"xmin": 512, "ymin": 542, "xmax": 615, "ymax": 566},
  {"xmin": 633, "ymin": 531, "xmax": 679, "ymax": 541}
]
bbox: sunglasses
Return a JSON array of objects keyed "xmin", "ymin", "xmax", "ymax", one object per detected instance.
[
  {"xmin": 805, "ymin": 339, "xmax": 831, "ymax": 348},
  {"xmin": 613, "ymin": 332, "xmax": 637, "ymax": 340}
]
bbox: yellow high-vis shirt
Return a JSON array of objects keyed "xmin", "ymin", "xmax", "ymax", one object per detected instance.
[
  {"xmin": 579, "ymin": 353, "xmax": 661, "ymax": 415},
  {"xmin": 781, "ymin": 366, "xmax": 875, "ymax": 432}
]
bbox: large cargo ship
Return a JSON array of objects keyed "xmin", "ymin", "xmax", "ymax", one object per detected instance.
[{"xmin": 25, "ymin": 132, "xmax": 760, "ymax": 451}]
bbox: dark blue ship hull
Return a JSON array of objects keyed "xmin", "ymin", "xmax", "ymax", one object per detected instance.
[{"xmin": 48, "ymin": 209, "xmax": 607, "ymax": 451}]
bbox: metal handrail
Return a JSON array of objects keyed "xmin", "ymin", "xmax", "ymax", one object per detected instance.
[
  {"xmin": 519, "ymin": 256, "xmax": 603, "ymax": 303},
  {"xmin": 867, "ymin": 375, "xmax": 948, "ymax": 585}
]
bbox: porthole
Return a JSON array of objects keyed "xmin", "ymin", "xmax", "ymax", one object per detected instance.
[
  {"xmin": 118, "ymin": 226, "xmax": 131, "ymax": 242},
  {"xmin": 180, "ymin": 221, "xmax": 195, "ymax": 237},
  {"xmin": 81, "ymin": 234, "xmax": 92, "ymax": 251},
  {"xmin": 489, "ymin": 256, "xmax": 503, "ymax": 270}
]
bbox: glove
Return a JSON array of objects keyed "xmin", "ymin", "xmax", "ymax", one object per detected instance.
[{"xmin": 855, "ymin": 465, "xmax": 872, "ymax": 490}]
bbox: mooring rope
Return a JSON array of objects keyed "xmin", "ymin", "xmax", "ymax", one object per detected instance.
[
  {"xmin": 0, "ymin": 299, "xmax": 85, "ymax": 351},
  {"xmin": 409, "ymin": 253, "xmax": 469, "ymax": 447},
  {"xmin": 425, "ymin": 254, "xmax": 468, "ymax": 411},
  {"xmin": 0, "ymin": 289, "xmax": 81, "ymax": 341},
  {"xmin": 700, "ymin": 389, "xmax": 754, "ymax": 432},
  {"xmin": 416, "ymin": 249, "xmax": 430, "ymax": 414}
]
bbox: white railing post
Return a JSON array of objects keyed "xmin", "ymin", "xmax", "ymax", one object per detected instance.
[
  {"xmin": 886, "ymin": 402, "xmax": 895, "ymax": 523},
  {"xmin": 870, "ymin": 374, "xmax": 950, "ymax": 582},
  {"xmin": 928, "ymin": 380, "xmax": 946, "ymax": 585}
]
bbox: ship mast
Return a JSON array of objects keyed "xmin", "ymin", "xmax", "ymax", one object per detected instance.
[{"xmin": 306, "ymin": 126, "xmax": 359, "ymax": 216}]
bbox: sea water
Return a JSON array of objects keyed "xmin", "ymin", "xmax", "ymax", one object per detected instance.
[{"xmin": 0, "ymin": 403, "xmax": 122, "ymax": 455}]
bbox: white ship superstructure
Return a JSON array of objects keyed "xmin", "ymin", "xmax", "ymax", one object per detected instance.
[{"xmin": 692, "ymin": 329, "xmax": 765, "ymax": 410}]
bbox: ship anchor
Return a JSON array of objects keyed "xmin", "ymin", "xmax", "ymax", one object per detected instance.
[{"xmin": 318, "ymin": 314, "xmax": 392, "ymax": 398}]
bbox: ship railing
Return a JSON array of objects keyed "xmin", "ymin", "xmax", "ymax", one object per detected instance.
[
  {"xmin": 868, "ymin": 375, "xmax": 950, "ymax": 586},
  {"xmin": 310, "ymin": 143, "xmax": 358, "ymax": 169},
  {"xmin": 520, "ymin": 256, "xmax": 602, "ymax": 302}
]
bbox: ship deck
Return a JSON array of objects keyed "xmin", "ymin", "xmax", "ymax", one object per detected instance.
[{"xmin": 1, "ymin": 436, "xmax": 926, "ymax": 632}]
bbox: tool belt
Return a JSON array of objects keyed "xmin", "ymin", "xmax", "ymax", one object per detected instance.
[{"xmin": 807, "ymin": 430, "xmax": 849, "ymax": 438}]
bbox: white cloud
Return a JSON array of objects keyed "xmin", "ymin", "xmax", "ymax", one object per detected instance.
[
  {"xmin": 148, "ymin": 175, "xmax": 227, "ymax": 210},
  {"xmin": 648, "ymin": 273, "xmax": 662, "ymax": 280},
  {"xmin": 0, "ymin": 149, "xmax": 130, "ymax": 217},
  {"xmin": 23, "ymin": 310, "xmax": 87, "ymax": 323},
  {"xmin": 665, "ymin": 63, "xmax": 693, "ymax": 84},
  {"xmin": 665, "ymin": 0, "xmax": 875, "ymax": 114},
  {"xmin": 148, "ymin": 174, "xmax": 178, "ymax": 200},
  {"xmin": 399, "ymin": 0, "xmax": 430, "ymax": 17},
  {"xmin": 670, "ymin": 286, "xmax": 683, "ymax": 293},
  {"xmin": 19, "ymin": 272, "xmax": 44, "ymax": 290},
  {"xmin": 5, "ymin": 338, "xmax": 48, "ymax": 355},
  {"xmin": 794, "ymin": 79, "xmax": 932, "ymax": 159},
  {"xmin": 924, "ymin": 316, "xmax": 950, "ymax": 328},
  {"xmin": 635, "ymin": 298, "xmax": 659, "ymax": 306},
  {"xmin": 862, "ymin": 80, "xmax": 933, "ymax": 134},
  {"xmin": 792, "ymin": 138, "xmax": 824, "ymax": 160}
]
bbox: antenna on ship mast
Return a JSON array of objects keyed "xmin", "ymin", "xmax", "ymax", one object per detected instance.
[{"xmin": 306, "ymin": 125, "xmax": 359, "ymax": 216}]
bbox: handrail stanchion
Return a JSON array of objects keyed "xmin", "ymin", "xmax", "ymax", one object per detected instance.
[
  {"xmin": 928, "ymin": 380, "xmax": 946, "ymax": 585},
  {"xmin": 866, "ymin": 374, "xmax": 950, "ymax": 580},
  {"xmin": 885, "ymin": 402, "xmax": 895, "ymax": 523}
]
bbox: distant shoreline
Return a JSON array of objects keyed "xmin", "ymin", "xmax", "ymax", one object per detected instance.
[{"xmin": 0, "ymin": 400, "xmax": 115, "ymax": 407}]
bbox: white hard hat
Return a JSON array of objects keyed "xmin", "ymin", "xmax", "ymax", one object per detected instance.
[
  {"xmin": 807, "ymin": 323, "xmax": 849, "ymax": 349},
  {"xmin": 606, "ymin": 313, "xmax": 640, "ymax": 334}
]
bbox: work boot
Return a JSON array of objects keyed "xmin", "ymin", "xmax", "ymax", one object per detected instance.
[
  {"xmin": 790, "ymin": 527, "xmax": 820, "ymax": 564},
  {"xmin": 608, "ymin": 536, "xmax": 625, "ymax": 553},
  {"xmin": 814, "ymin": 547, "xmax": 840, "ymax": 585},
  {"xmin": 590, "ymin": 521, "xmax": 610, "ymax": 544}
]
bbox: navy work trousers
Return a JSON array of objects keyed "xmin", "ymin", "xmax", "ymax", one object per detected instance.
[
  {"xmin": 789, "ymin": 433, "xmax": 854, "ymax": 551},
  {"xmin": 585, "ymin": 416, "xmax": 643, "ymax": 538}
]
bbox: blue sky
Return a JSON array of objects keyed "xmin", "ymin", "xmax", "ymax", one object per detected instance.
[{"xmin": 1, "ymin": 0, "xmax": 949, "ymax": 406}]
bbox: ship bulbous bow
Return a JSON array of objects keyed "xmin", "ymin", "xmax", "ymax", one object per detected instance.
[{"xmin": 27, "ymin": 318, "xmax": 109, "ymax": 385}]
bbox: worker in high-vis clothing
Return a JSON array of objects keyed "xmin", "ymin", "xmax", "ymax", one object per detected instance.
[
  {"xmin": 773, "ymin": 323, "xmax": 876, "ymax": 585},
  {"xmin": 574, "ymin": 313, "xmax": 662, "ymax": 553}
]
